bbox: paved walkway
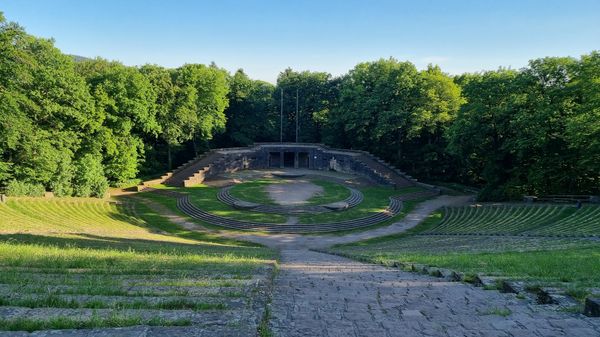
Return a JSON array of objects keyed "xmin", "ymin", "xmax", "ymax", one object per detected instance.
[
  {"xmin": 270, "ymin": 249, "xmax": 600, "ymax": 337},
  {"xmin": 137, "ymin": 194, "xmax": 600, "ymax": 337}
]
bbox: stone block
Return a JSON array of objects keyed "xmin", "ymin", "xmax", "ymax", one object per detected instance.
[
  {"xmin": 500, "ymin": 280, "xmax": 525, "ymax": 294},
  {"xmin": 438, "ymin": 268, "xmax": 461, "ymax": 281},
  {"xmin": 584, "ymin": 297, "xmax": 600, "ymax": 317},
  {"xmin": 428, "ymin": 267, "xmax": 443, "ymax": 277},
  {"xmin": 537, "ymin": 287, "xmax": 579, "ymax": 307},
  {"xmin": 411, "ymin": 264, "xmax": 428, "ymax": 274},
  {"xmin": 474, "ymin": 275, "xmax": 499, "ymax": 289}
]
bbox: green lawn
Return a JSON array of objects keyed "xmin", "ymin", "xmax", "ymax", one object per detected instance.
[
  {"xmin": 0, "ymin": 196, "xmax": 275, "ymax": 332},
  {"xmin": 228, "ymin": 179, "xmax": 279, "ymax": 205},
  {"xmin": 306, "ymin": 180, "xmax": 351, "ymax": 205}
]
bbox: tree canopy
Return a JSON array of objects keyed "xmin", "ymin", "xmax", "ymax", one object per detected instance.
[{"xmin": 0, "ymin": 13, "xmax": 598, "ymax": 199}]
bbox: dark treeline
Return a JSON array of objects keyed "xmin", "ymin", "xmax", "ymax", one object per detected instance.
[{"xmin": 1, "ymin": 14, "xmax": 598, "ymax": 199}]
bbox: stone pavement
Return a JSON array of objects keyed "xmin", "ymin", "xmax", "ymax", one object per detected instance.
[{"xmin": 269, "ymin": 249, "xmax": 600, "ymax": 337}]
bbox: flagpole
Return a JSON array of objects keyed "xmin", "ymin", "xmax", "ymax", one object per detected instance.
[
  {"xmin": 295, "ymin": 88, "xmax": 299, "ymax": 143},
  {"xmin": 280, "ymin": 89, "xmax": 283, "ymax": 143}
]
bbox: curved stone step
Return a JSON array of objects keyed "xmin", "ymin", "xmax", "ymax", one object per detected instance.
[
  {"xmin": 175, "ymin": 193, "xmax": 402, "ymax": 233},
  {"xmin": 216, "ymin": 186, "xmax": 364, "ymax": 215}
]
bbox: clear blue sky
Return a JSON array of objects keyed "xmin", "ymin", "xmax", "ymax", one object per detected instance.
[{"xmin": 2, "ymin": 0, "xmax": 599, "ymax": 83}]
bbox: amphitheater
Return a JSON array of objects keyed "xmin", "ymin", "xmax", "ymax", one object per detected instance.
[
  {"xmin": 1, "ymin": 143, "xmax": 599, "ymax": 337},
  {"xmin": 138, "ymin": 143, "xmax": 440, "ymax": 233}
]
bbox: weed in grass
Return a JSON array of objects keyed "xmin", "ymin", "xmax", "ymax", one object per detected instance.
[{"xmin": 258, "ymin": 306, "xmax": 273, "ymax": 337}]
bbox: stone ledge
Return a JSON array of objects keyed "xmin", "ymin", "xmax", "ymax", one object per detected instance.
[
  {"xmin": 584, "ymin": 297, "xmax": 600, "ymax": 317},
  {"xmin": 233, "ymin": 200, "xmax": 260, "ymax": 209}
]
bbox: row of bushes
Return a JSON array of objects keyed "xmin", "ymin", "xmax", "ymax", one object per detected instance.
[
  {"xmin": 3, "ymin": 178, "xmax": 108, "ymax": 198},
  {"xmin": 2, "ymin": 154, "xmax": 109, "ymax": 198}
]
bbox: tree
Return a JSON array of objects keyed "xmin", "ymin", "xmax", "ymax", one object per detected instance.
[
  {"xmin": 76, "ymin": 59, "xmax": 158, "ymax": 184},
  {"xmin": 275, "ymin": 69, "xmax": 337, "ymax": 143},
  {"xmin": 329, "ymin": 59, "xmax": 462, "ymax": 179},
  {"xmin": 73, "ymin": 153, "xmax": 109, "ymax": 198},
  {"xmin": 173, "ymin": 64, "xmax": 229, "ymax": 154},
  {"xmin": 0, "ymin": 14, "xmax": 95, "ymax": 192},
  {"xmin": 215, "ymin": 69, "xmax": 276, "ymax": 147},
  {"xmin": 447, "ymin": 70, "xmax": 520, "ymax": 199},
  {"xmin": 565, "ymin": 52, "xmax": 600, "ymax": 193},
  {"xmin": 140, "ymin": 64, "xmax": 183, "ymax": 170}
]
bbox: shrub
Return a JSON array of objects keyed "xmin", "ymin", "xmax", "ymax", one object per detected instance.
[
  {"xmin": 5, "ymin": 180, "xmax": 45, "ymax": 197},
  {"xmin": 73, "ymin": 154, "xmax": 109, "ymax": 198},
  {"xmin": 49, "ymin": 156, "xmax": 74, "ymax": 197}
]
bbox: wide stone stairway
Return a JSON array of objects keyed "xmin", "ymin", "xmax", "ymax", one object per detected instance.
[{"xmin": 269, "ymin": 249, "xmax": 600, "ymax": 337}]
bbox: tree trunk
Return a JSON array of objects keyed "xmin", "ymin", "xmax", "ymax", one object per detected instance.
[
  {"xmin": 192, "ymin": 136, "xmax": 198, "ymax": 156},
  {"xmin": 167, "ymin": 144, "xmax": 172, "ymax": 171}
]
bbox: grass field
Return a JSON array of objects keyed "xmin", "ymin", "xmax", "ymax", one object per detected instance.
[
  {"xmin": 330, "ymin": 205, "xmax": 600, "ymax": 301},
  {"xmin": 0, "ymin": 197, "xmax": 275, "ymax": 332}
]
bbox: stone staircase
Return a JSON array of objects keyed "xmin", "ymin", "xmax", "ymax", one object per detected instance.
[
  {"xmin": 162, "ymin": 151, "xmax": 224, "ymax": 187},
  {"xmin": 134, "ymin": 151, "xmax": 223, "ymax": 190},
  {"xmin": 355, "ymin": 152, "xmax": 418, "ymax": 188}
]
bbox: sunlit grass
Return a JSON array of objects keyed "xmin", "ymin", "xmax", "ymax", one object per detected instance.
[
  {"xmin": 0, "ymin": 195, "xmax": 275, "ymax": 331},
  {"xmin": 331, "ymin": 206, "xmax": 600, "ymax": 293},
  {"xmin": 228, "ymin": 179, "xmax": 280, "ymax": 205}
]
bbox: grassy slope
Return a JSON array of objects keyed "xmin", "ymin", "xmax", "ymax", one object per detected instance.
[
  {"xmin": 330, "ymin": 208, "xmax": 600, "ymax": 298},
  {"xmin": 0, "ymin": 197, "xmax": 275, "ymax": 331}
]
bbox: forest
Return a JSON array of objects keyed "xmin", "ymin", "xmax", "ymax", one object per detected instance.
[{"xmin": 1, "ymin": 13, "xmax": 598, "ymax": 200}]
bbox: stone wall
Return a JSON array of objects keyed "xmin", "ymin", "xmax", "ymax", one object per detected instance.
[{"xmin": 202, "ymin": 143, "xmax": 414, "ymax": 187}]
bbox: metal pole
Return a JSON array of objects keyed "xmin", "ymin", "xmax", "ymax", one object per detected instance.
[
  {"xmin": 295, "ymin": 88, "xmax": 299, "ymax": 143},
  {"xmin": 280, "ymin": 89, "xmax": 283, "ymax": 143}
]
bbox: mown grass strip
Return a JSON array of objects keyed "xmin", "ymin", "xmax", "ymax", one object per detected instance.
[
  {"xmin": 0, "ymin": 314, "xmax": 191, "ymax": 332},
  {"xmin": 0, "ymin": 294, "xmax": 226, "ymax": 311}
]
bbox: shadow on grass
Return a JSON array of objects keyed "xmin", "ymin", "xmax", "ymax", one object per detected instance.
[{"xmin": 0, "ymin": 233, "xmax": 267, "ymax": 256}]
